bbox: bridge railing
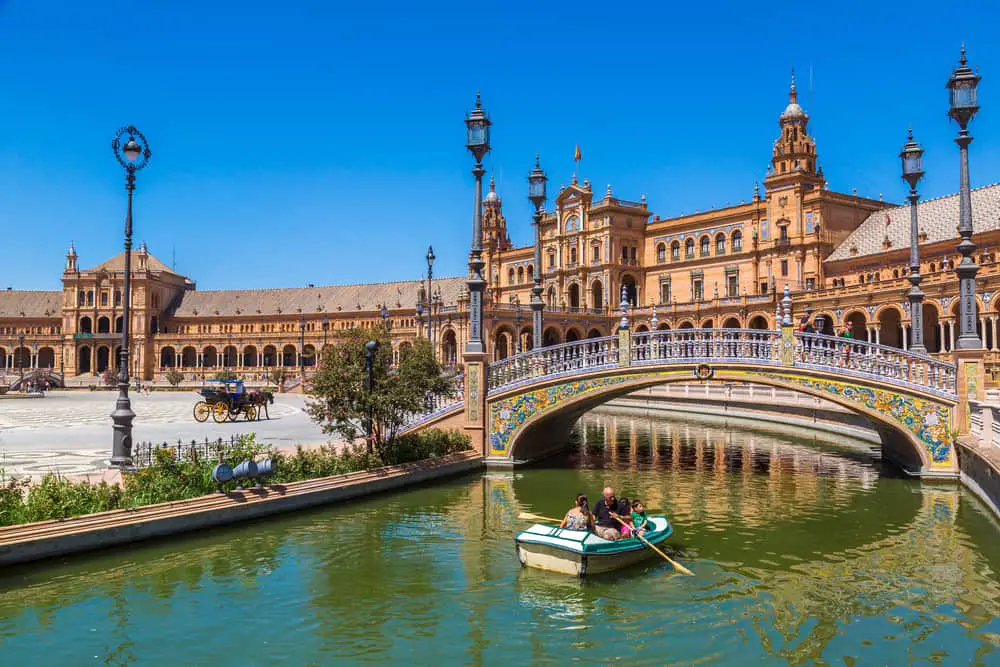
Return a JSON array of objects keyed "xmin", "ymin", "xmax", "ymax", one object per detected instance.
[
  {"xmin": 794, "ymin": 331, "xmax": 956, "ymax": 396},
  {"xmin": 488, "ymin": 338, "xmax": 620, "ymax": 390},
  {"xmin": 401, "ymin": 372, "xmax": 465, "ymax": 430},
  {"xmin": 630, "ymin": 328, "xmax": 779, "ymax": 365}
]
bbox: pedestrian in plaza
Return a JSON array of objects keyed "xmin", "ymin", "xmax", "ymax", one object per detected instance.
[{"xmin": 838, "ymin": 324, "xmax": 854, "ymax": 365}]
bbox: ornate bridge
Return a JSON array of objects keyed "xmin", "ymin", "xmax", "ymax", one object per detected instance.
[{"xmin": 403, "ymin": 321, "xmax": 963, "ymax": 477}]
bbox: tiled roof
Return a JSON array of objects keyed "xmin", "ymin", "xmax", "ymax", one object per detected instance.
[
  {"xmin": 84, "ymin": 251, "xmax": 177, "ymax": 274},
  {"xmin": 0, "ymin": 290, "xmax": 62, "ymax": 318},
  {"xmin": 827, "ymin": 183, "xmax": 1000, "ymax": 262},
  {"xmin": 170, "ymin": 276, "xmax": 467, "ymax": 318}
]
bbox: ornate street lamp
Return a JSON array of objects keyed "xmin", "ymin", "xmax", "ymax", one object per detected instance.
[
  {"xmin": 363, "ymin": 340, "xmax": 379, "ymax": 454},
  {"xmin": 514, "ymin": 296, "xmax": 522, "ymax": 354},
  {"xmin": 110, "ymin": 126, "xmax": 151, "ymax": 468},
  {"xmin": 431, "ymin": 291, "xmax": 441, "ymax": 360},
  {"xmin": 901, "ymin": 128, "xmax": 927, "ymax": 354},
  {"xmin": 947, "ymin": 45, "xmax": 982, "ymax": 349},
  {"xmin": 425, "ymin": 246, "xmax": 435, "ymax": 353},
  {"xmin": 528, "ymin": 155, "xmax": 547, "ymax": 349},
  {"xmin": 321, "ymin": 314, "xmax": 329, "ymax": 360},
  {"xmin": 415, "ymin": 298, "xmax": 424, "ymax": 339},
  {"xmin": 464, "ymin": 92, "xmax": 490, "ymax": 355},
  {"xmin": 17, "ymin": 331, "xmax": 24, "ymax": 389},
  {"xmin": 299, "ymin": 318, "xmax": 306, "ymax": 379}
]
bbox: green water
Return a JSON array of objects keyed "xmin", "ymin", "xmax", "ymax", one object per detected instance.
[{"xmin": 2, "ymin": 410, "xmax": 1000, "ymax": 666}]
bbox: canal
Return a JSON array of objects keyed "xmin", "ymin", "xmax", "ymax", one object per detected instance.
[{"xmin": 2, "ymin": 408, "xmax": 1000, "ymax": 665}]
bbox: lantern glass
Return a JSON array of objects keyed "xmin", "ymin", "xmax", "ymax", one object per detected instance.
[
  {"xmin": 902, "ymin": 152, "xmax": 922, "ymax": 178},
  {"xmin": 466, "ymin": 118, "xmax": 489, "ymax": 150},
  {"xmin": 123, "ymin": 138, "xmax": 141, "ymax": 162},
  {"xmin": 426, "ymin": 246, "xmax": 435, "ymax": 267},
  {"xmin": 951, "ymin": 80, "xmax": 977, "ymax": 111}
]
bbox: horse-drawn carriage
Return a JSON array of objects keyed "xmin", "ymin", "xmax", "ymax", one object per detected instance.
[{"xmin": 193, "ymin": 379, "xmax": 273, "ymax": 423}]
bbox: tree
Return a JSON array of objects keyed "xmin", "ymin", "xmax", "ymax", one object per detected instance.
[
  {"xmin": 306, "ymin": 328, "xmax": 453, "ymax": 463},
  {"xmin": 101, "ymin": 368, "xmax": 117, "ymax": 387},
  {"xmin": 164, "ymin": 369, "xmax": 184, "ymax": 387},
  {"xmin": 267, "ymin": 368, "xmax": 286, "ymax": 388}
]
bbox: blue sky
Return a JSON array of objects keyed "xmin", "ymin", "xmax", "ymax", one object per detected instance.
[{"xmin": 1, "ymin": 1, "xmax": 998, "ymax": 290}]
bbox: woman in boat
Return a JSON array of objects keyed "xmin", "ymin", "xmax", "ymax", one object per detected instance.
[{"xmin": 559, "ymin": 494, "xmax": 595, "ymax": 532}]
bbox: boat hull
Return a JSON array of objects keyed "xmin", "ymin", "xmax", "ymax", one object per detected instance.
[{"xmin": 514, "ymin": 516, "xmax": 673, "ymax": 577}]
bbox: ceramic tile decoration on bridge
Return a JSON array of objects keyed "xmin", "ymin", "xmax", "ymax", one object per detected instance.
[{"xmin": 402, "ymin": 286, "xmax": 965, "ymax": 478}]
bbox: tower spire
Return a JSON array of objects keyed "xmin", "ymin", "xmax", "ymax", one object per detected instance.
[{"xmin": 789, "ymin": 67, "xmax": 797, "ymax": 103}]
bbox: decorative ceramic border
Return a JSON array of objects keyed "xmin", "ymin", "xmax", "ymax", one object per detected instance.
[{"xmin": 761, "ymin": 373, "xmax": 953, "ymax": 467}]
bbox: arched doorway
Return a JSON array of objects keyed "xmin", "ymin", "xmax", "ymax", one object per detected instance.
[
  {"xmin": 701, "ymin": 319, "xmax": 714, "ymax": 328},
  {"xmin": 566, "ymin": 328, "xmax": 582, "ymax": 343},
  {"xmin": 222, "ymin": 345, "xmax": 238, "ymax": 367},
  {"xmin": 97, "ymin": 317, "xmax": 111, "ymax": 334},
  {"xmin": 203, "ymin": 346, "xmax": 219, "ymax": 368},
  {"xmin": 519, "ymin": 327, "xmax": 532, "ymax": 353},
  {"xmin": 282, "ymin": 345, "xmax": 296, "ymax": 367},
  {"xmin": 656, "ymin": 322, "xmax": 670, "ymax": 331},
  {"xmin": 543, "ymin": 327, "xmax": 561, "ymax": 347},
  {"xmin": 634, "ymin": 325, "xmax": 649, "ymax": 333},
  {"xmin": 814, "ymin": 313, "xmax": 836, "ymax": 336},
  {"xmin": 722, "ymin": 317, "xmax": 741, "ymax": 329},
  {"xmin": 442, "ymin": 329, "xmax": 458, "ymax": 366},
  {"xmin": 495, "ymin": 332, "xmax": 510, "ymax": 360},
  {"xmin": 37, "ymin": 347, "xmax": 55, "ymax": 369},
  {"xmin": 79, "ymin": 317, "xmax": 92, "ymax": 334},
  {"xmin": 181, "ymin": 346, "xmax": 198, "ymax": 368},
  {"xmin": 302, "ymin": 344, "xmax": 316, "ymax": 367},
  {"xmin": 679, "ymin": 321, "xmax": 694, "ymax": 330},
  {"xmin": 96, "ymin": 346, "xmax": 110, "ymax": 373},
  {"xmin": 546, "ymin": 286, "xmax": 556, "ymax": 307},
  {"xmin": 114, "ymin": 316, "xmax": 123, "ymax": 334},
  {"xmin": 262, "ymin": 345, "xmax": 277, "ymax": 366},
  {"xmin": 877, "ymin": 307, "xmax": 903, "ymax": 348},
  {"xmin": 568, "ymin": 283, "xmax": 581, "ymax": 309},
  {"xmin": 160, "ymin": 347, "xmax": 176, "ymax": 368},
  {"xmin": 78, "ymin": 347, "xmax": 91, "ymax": 373},
  {"xmin": 922, "ymin": 304, "xmax": 941, "ymax": 353},
  {"xmin": 243, "ymin": 345, "xmax": 259, "ymax": 367},
  {"xmin": 587, "ymin": 328, "xmax": 604, "ymax": 339},
  {"xmin": 748, "ymin": 315, "xmax": 769, "ymax": 330},
  {"xmin": 591, "ymin": 280, "xmax": 604, "ymax": 312}
]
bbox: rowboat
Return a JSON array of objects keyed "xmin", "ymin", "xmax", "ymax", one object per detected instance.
[{"xmin": 515, "ymin": 517, "xmax": 673, "ymax": 577}]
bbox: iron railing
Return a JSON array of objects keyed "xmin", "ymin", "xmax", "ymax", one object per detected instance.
[{"xmin": 132, "ymin": 435, "xmax": 245, "ymax": 468}]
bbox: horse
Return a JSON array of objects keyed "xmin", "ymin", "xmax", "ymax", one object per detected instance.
[{"xmin": 248, "ymin": 390, "xmax": 274, "ymax": 420}]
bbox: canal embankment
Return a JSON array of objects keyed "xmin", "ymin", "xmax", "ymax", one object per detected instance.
[
  {"xmin": 0, "ymin": 450, "xmax": 483, "ymax": 567},
  {"xmin": 606, "ymin": 382, "xmax": 881, "ymax": 446},
  {"xmin": 961, "ymin": 398, "xmax": 1000, "ymax": 520}
]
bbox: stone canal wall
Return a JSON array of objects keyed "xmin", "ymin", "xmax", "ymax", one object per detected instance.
[
  {"xmin": 0, "ymin": 451, "xmax": 484, "ymax": 567},
  {"xmin": 607, "ymin": 383, "xmax": 881, "ymax": 445},
  {"xmin": 956, "ymin": 438, "xmax": 1000, "ymax": 522}
]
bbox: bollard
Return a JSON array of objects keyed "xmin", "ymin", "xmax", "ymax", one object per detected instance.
[{"xmin": 211, "ymin": 463, "xmax": 234, "ymax": 493}]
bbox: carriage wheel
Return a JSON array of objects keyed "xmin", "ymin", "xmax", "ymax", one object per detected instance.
[
  {"xmin": 245, "ymin": 405, "xmax": 257, "ymax": 421},
  {"xmin": 212, "ymin": 401, "xmax": 230, "ymax": 423},
  {"xmin": 227, "ymin": 405, "xmax": 239, "ymax": 422},
  {"xmin": 193, "ymin": 401, "xmax": 211, "ymax": 423}
]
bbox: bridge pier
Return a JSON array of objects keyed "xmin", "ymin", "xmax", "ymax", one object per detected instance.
[
  {"xmin": 954, "ymin": 348, "xmax": 985, "ymax": 437},
  {"xmin": 462, "ymin": 351, "xmax": 489, "ymax": 457}
]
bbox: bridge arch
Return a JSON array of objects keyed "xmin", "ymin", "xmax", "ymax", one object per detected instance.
[{"xmin": 492, "ymin": 367, "xmax": 950, "ymax": 476}]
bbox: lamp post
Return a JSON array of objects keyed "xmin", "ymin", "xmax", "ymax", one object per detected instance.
[
  {"xmin": 110, "ymin": 126, "xmax": 151, "ymax": 468},
  {"xmin": 364, "ymin": 340, "xmax": 379, "ymax": 454},
  {"xmin": 415, "ymin": 298, "xmax": 424, "ymax": 339},
  {"xmin": 17, "ymin": 331, "xmax": 24, "ymax": 390},
  {"xmin": 321, "ymin": 314, "xmax": 329, "ymax": 363},
  {"xmin": 464, "ymin": 92, "xmax": 490, "ymax": 355},
  {"xmin": 528, "ymin": 155, "xmax": 547, "ymax": 349},
  {"xmin": 381, "ymin": 304, "xmax": 390, "ymax": 335},
  {"xmin": 299, "ymin": 318, "xmax": 306, "ymax": 380},
  {"xmin": 425, "ymin": 246, "xmax": 435, "ymax": 355},
  {"xmin": 948, "ymin": 46, "xmax": 982, "ymax": 349},
  {"xmin": 901, "ymin": 128, "xmax": 927, "ymax": 354},
  {"xmin": 514, "ymin": 296, "xmax": 522, "ymax": 354}
]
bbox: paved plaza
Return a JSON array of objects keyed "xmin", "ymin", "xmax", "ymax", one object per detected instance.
[{"xmin": 0, "ymin": 391, "xmax": 333, "ymax": 479}]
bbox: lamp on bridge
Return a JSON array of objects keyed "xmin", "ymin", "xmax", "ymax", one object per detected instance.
[
  {"xmin": 425, "ymin": 245, "xmax": 435, "ymax": 353},
  {"xmin": 464, "ymin": 93, "xmax": 490, "ymax": 356},
  {"xmin": 17, "ymin": 331, "xmax": 24, "ymax": 389},
  {"xmin": 947, "ymin": 45, "xmax": 982, "ymax": 349},
  {"xmin": 110, "ymin": 125, "xmax": 151, "ymax": 468},
  {"xmin": 528, "ymin": 155, "xmax": 547, "ymax": 349},
  {"xmin": 900, "ymin": 128, "xmax": 927, "ymax": 354}
]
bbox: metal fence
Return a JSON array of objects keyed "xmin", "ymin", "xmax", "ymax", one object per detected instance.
[{"xmin": 132, "ymin": 435, "xmax": 246, "ymax": 468}]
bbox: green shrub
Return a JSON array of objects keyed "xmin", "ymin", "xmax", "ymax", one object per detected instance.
[{"xmin": 0, "ymin": 430, "xmax": 470, "ymax": 527}]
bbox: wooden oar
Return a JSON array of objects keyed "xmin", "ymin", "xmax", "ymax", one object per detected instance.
[
  {"xmin": 613, "ymin": 515, "xmax": 695, "ymax": 576},
  {"xmin": 518, "ymin": 511, "xmax": 563, "ymax": 524}
]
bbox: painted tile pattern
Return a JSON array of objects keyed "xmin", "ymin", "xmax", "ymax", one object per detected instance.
[{"xmin": 763, "ymin": 373, "xmax": 954, "ymax": 466}]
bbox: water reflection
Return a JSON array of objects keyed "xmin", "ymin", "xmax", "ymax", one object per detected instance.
[{"xmin": 0, "ymin": 409, "xmax": 998, "ymax": 665}]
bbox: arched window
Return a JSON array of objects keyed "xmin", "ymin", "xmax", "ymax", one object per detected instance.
[
  {"xmin": 565, "ymin": 215, "xmax": 580, "ymax": 233},
  {"xmin": 508, "ymin": 268, "xmax": 515, "ymax": 285},
  {"xmin": 715, "ymin": 233, "xmax": 726, "ymax": 255},
  {"xmin": 700, "ymin": 236, "xmax": 710, "ymax": 257},
  {"xmin": 656, "ymin": 243, "xmax": 666, "ymax": 264},
  {"xmin": 526, "ymin": 265, "xmax": 533, "ymax": 280},
  {"xmin": 732, "ymin": 230, "xmax": 743, "ymax": 252},
  {"xmin": 592, "ymin": 243, "xmax": 601, "ymax": 263},
  {"xmin": 671, "ymin": 241, "xmax": 680, "ymax": 261},
  {"xmin": 517, "ymin": 267, "xmax": 524, "ymax": 283},
  {"xmin": 569, "ymin": 247, "xmax": 577, "ymax": 265},
  {"xmin": 685, "ymin": 238, "xmax": 695, "ymax": 259}
]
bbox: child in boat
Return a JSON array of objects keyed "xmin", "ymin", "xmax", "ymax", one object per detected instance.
[
  {"xmin": 617, "ymin": 498, "xmax": 634, "ymax": 536},
  {"xmin": 630, "ymin": 500, "xmax": 651, "ymax": 536}
]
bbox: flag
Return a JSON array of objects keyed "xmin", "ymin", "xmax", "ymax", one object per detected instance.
[{"xmin": 574, "ymin": 144, "xmax": 581, "ymax": 162}]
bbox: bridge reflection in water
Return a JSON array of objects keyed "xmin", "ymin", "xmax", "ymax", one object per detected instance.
[{"xmin": 1, "ymin": 410, "xmax": 999, "ymax": 665}]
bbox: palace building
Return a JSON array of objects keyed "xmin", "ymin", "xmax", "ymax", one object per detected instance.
[{"xmin": 2, "ymin": 74, "xmax": 1000, "ymax": 386}]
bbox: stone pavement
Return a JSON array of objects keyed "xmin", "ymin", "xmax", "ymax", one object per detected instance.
[{"xmin": 0, "ymin": 390, "xmax": 334, "ymax": 480}]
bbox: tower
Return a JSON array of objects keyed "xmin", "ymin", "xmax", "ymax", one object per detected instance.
[
  {"xmin": 765, "ymin": 70, "xmax": 824, "ymax": 191},
  {"xmin": 482, "ymin": 175, "xmax": 511, "ymax": 253},
  {"xmin": 65, "ymin": 241, "xmax": 78, "ymax": 273}
]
